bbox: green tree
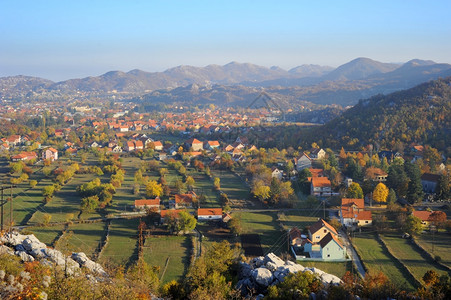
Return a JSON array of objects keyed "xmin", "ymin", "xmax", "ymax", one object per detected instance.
[
  {"xmin": 387, "ymin": 188, "xmax": 397, "ymax": 204},
  {"xmin": 81, "ymin": 195, "xmax": 99, "ymax": 211},
  {"xmin": 252, "ymin": 180, "xmax": 271, "ymax": 202},
  {"xmin": 373, "ymin": 182, "xmax": 389, "ymax": 203},
  {"xmin": 228, "ymin": 215, "xmax": 242, "ymax": 235},
  {"xmin": 346, "ymin": 182, "xmax": 363, "ymax": 199},
  {"xmin": 185, "ymin": 176, "xmax": 195, "ymax": 191},
  {"xmin": 436, "ymin": 172, "xmax": 450, "ymax": 201},
  {"xmin": 403, "ymin": 215, "xmax": 423, "ymax": 235},
  {"xmin": 179, "ymin": 210, "xmax": 197, "ymax": 233},
  {"xmin": 405, "ymin": 161, "xmax": 424, "ymax": 204},
  {"xmin": 42, "ymin": 213, "xmax": 52, "ymax": 225},
  {"xmin": 145, "ymin": 180, "xmax": 163, "ymax": 198},
  {"xmin": 267, "ymin": 271, "xmax": 323, "ymax": 299},
  {"xmin": 213, "ymin": 177, "xmax": 220, "ymax": 190}
]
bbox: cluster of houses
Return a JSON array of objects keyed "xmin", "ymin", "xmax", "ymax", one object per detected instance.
[{"xmin": 133, "ymin": 192, "xmax": 228, "ymax": 223}]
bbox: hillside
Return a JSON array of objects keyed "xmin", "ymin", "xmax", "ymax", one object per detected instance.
[{"xmin": 313, "ymin": 77, "xmax": 451, "ymax": 151}]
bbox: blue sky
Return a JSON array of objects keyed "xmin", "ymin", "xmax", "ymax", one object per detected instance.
[{"xmin": 1, "ymin": 0, "xmax": 450, "ymax": 81}]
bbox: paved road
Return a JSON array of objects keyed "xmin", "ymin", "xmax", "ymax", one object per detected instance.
[{"xmin": 339, "ymin": 229, "xmax": 366, "ymax": 278}]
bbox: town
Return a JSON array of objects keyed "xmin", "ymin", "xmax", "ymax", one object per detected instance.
[{"xmin": 0, "ymin": 93, "xmax": 450, "ymax": 298}]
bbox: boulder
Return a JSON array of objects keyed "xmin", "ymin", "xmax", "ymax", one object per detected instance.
[
  {"xmin": 252, "ymin": 267, "xmax": 273, "ymax": 287},
  {"xmin": 285, "ymin": 262, "xmax": 305, "ymax": 273},
  {"xmin": 15, "ymin": 244, "xmax": 26, "ymax": 252},
  {"xmin": 15, "ymin": 251, "xmax": 35, "ymax": 262},
  {"xmin": 264, "ymin": 253, "xmax": 285, "ymax": 268},
  {"xmin": 310, "ymin": 267, "xmax": 325, "ymax": 277},
  {"xmin": 71, "ymin": 252, "xmax": 107, "ymax": 276},
  {"xmin": 239, "ymin": 262, "xmax": 252, "ymax": 278},
  {"xmin": 321, "ymin": 273, "xmax": 341, "ymax": 285},
  {"xmin": 22, "ymin": 236, "xmax": 46, "ymax": 252},
  {"xmin": 251, "ymin": 256, "xmax": 265, "ymax": 268},
  {"xmin": 30, "ymin": 248, "xmax": 47, "ymax": 259}
]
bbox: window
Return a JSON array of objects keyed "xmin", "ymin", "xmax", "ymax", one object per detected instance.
[
  {"xmin": 327, "ymin": 254, "xmax": 330, "ymax": 257},
  {"xmin": 316, "ymin": 236, "xmax": 320, "ymax": 240},
  {"xmin": 365, "ymin": 221, "xmax": 369, "ymax": 224},
  {"xmin": 324, "ymin": 229, "xmax": 327, "ymax": 233}
]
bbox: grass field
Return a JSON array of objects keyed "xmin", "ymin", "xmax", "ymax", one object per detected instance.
[
  {"xmin": 240, "ymin": 211, "xmax": 285, "ymax": 255},
  {"xmin": 416, "ymin": 231, "xmax": 451, "ymax": 269},
  {"xmin": 381, "ymin": 233, "xmax": 449, "ymax": 282},
  {"xmin": 187, "ymin": 167, "xmax": 219, "ymax": 208},
  {"xmin": 303, "ymin": 261, "xmax": 354, "ymax": 279},
  {"xmin": 143, "ymin": 235, "xmax": 192, "ymax": 283},
  {"xmin": 26, "ymin": 225, "xmax": 66, "ymax": 246},
  {"xmin": 61, "ymin": 222, "xmax": 106, "ymax": 258},
  {"xmin": 352, "ymin": 232, "xmax": 417, "ymax": 291},
  {"xmin": 99, "ymin": 218, "xmax": 140, "ymax": 267},
  {"xmin": 210, "ymin": 169, "xmax": 250, "ymax": 207},
  {"xmin": 277, "ymin": 210, "xmax": 320, "ymax": 231}
]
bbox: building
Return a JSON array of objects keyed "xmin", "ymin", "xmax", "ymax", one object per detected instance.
[
  {"xmin": 421, "ymin": 173, "xmax": 441, "ymax": 194},
  {"xmin": 340, "ymin": 198, "xmax": 372, "ymax": 228},
  {"xmin": 309, "ymin": 148, "xmax": 326, "ymax": 160},
  {"xmin": 134, "ymin": 198, "xmax": 160, "ymax": 210},
  {"xmin": 175, "ymin": 194, "xmax": 195, "ymax": 208},
  {"xmin": 295, "ymin": 153, "xmax": 312, "ymax": 171},
  {"xmin": 11, "ymin": 151, "xmax": 37, "ymax": 162},
  {"xmin": 310, "ymin": 177, "xmax": 332, "ymax": 197},
  {"xmin": 42, "ymin": 147, "xmax": 58, "ymax": 161},
  {"xmin": 271, "ymin": 167, "xmax": 283, "ymax": 180},
  {"xmin": 185, "ymin": 138, "xmax": 203, "ymax": 151},
  {"xmin": 412, "ymin": 210, "xmax": 433, "ymax": 227},
  {"xmin": 197, "ymin": 208, "xmax": 223, "ymax": 221}
]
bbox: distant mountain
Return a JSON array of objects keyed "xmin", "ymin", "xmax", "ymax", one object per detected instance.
[
  {"xmin": 321, "ymin": 57, "xmax": 399, "ymax": 81},
  {"xmin": 1, "ymin": 58, "xmax": 451, "ymax": 108},
  {"xmin": 311, "ymin": 77, "xmax": 451, "ymax": 151},
  {"xmin": 288, "ymin": 64, "xmax": 334, "ymax": 77}
]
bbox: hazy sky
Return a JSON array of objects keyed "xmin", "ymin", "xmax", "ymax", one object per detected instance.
[{"xmin": 1, "ymin": 0, "xmax": 451, "ymax": 81}]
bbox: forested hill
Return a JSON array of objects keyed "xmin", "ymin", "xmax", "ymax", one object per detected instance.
[{"xmin": 313, "ymin": 77, "xmax": 451, "ymax": 152}]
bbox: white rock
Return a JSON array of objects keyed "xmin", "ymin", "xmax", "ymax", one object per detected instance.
[
  {"xmin": 321, "ymin": 273, "xmax": 342, "ymax": 285},
  {"xmin": 252, "ymin": 267, "xmax": 274, "ymax": 287},
  {"xmin": 15, "ymin": 251, "xmax": 35, "ymax": 262},
  {"xmin": 310, "ymin": 267, "xmax": 325, "ymax": 276},
  {"xmin": 71, "ymin": 252, "xmax": 107, "ymax": 276},
  {"xmin": 22, "ymin": 236, "xmax": 46, "ymax": 252}
]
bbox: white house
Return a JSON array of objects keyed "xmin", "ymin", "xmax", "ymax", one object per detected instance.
[
  {"xmin": 296, "ymin": 153, "xmax": 312, "ymax": 171},
  {"xmin": 197, "ymin": 208, "xmax": 222, "ymax": 221}
]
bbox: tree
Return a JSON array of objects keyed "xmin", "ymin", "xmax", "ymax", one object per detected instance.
[
  {"xmin": 213, "ymin": 177, "xmax": 220, "ymax": 190},
  {"xmin": 252, "ymin": 180, "xmax": 270, "ymax": 202},
  {"xmin": 429, "ymin": 211, "xmax": 447, "ymax": 229},
  {"xmin": 175, "ymin": 179, "xmax": 186, "ymax": 194},
  {"xmin": 179, "ymin": 210, "xmax": 197, "ymax": 233},
  {"xmin": 403, "ymin": 215, "xmax": 423, "ymax": 235},
  {"xmin": 405, "ymin": 161, "xmax": 424, "ymax": 204},
  {"xmin": 42, "ymin": 213, "xmax": 52, "ymax": 226},
  {"xmin": 267, "ymin": 271, "xmax": 322, "ymax": 299},
  {"xmin": 373, "ymin": 183, "xmax": 389, "ymax": 203},
  {"xmin": 346, "ymin": 182, "xmax": 363, "ymax": 199},
  {"xmin": 145, "ymin": 180, "xmax": 162, "ymax": 198},
  {"xmin": 436, "ymin": 172, "xmax": 450, "ymax": 201},
  {"xmin": 185, "ymin": 176, "xmax": 195, "ymax": 191},
  {"xmin": 126, "ymin": 258, "xmax": 159, "ymax": 292},
  {"xmin": 42, "ymin": 185, "xmax": 55, "ymax": 198},
  {"xmin": 228, "ymin": 215, "xmax": 242, "ymax": 235},
  {"xmin": 387, "ymin": 161, "xmax": 408, "ymax": 198},
  {"xmin": 387, "ymin": 188, "xmax": 397, "ymax": 204},
  {"xmin": 29, "ymin": 180, "xmax": 38, "ymax": 188},
  {"xmin": 81, "ymin": 195, "xmax": 99, "ymax": 212}
]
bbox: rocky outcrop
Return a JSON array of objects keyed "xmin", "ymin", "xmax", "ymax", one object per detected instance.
[
  {"xmin": 237, "ymin": 253, "xmax": 341, "ymax": 296},
  {"xmin": 1, "ymin": 231, "xmax": 107, "ymax": 278}
]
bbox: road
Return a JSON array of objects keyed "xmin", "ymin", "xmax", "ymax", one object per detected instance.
[{"xmin": 339, "ymin": 229, "xmax": 366, "ymax": 278}]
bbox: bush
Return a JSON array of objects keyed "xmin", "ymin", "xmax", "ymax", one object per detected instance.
[{"xmin": 434, "ymin": 255, "xmax": 442, "ymax": 263}]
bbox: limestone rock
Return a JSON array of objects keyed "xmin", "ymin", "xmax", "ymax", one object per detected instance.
[
  {"xmin": 15, "ymin": 251, "xmax": 35, "ymax": 262},
  {"xmin": 252, "ymin": 267, "xmax": 273, "ymax": 287},
  {"xmin": 71, "ymin": 252, "xmax": 107, "ymax": 276}
]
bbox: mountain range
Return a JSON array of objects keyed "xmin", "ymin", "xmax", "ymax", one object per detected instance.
[{"xmin": 1, "ymin": 58, "xmax": 451, "ymax": 107}]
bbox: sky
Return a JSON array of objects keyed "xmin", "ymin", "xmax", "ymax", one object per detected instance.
[{"xmin": 1, "ymin": 0, "xmax": 451, "ymax": 81}]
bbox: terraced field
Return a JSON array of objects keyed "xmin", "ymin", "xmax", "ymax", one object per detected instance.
[{"xmin": 352, "ymin": 232, "xmax": 417, "ymax": 291}]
